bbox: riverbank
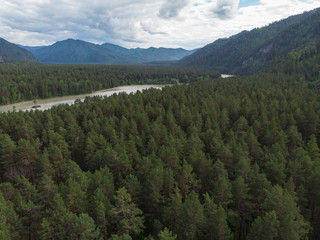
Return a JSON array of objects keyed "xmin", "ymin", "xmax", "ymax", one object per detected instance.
[{"xmin": 0, "ymin": 85, "xmax": 167, "ymax": 113}]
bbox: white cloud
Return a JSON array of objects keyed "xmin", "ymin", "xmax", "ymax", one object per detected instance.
[
  {"xmin": 0, "ymin": 0, "xmax": 319, "ymax": 49},
  {"xmin": 212, "ymin": 0, "xmax": 240, "ymax": 19},
  {"xmin": 159, "ymin": 0, "xmax": 189, "ymax": 19}
]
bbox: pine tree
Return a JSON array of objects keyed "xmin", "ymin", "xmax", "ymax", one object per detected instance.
[
  {"xmin": 158, "ymin": 227, "xmax": 177, "ymax": 240},
  {"xmin": 203, "ymin": 193, "xmax": 232, "ymax": 240},
  {"xmin": 61, "ymin": 177, "xmax": 87, "ymax": 214},
  {"xmin": 212, "ymin": 161, "xmax": 232, "ymax": 209},
  {"xmin": 0, "ymin": 191, "xmax": 21, "ymax": 240},
  {"xmin": 109, "ymin": 234, "xmax": 132, "ymax": 240},
  {"xmin": 177, "ymin": 161, "xmax": 200, "ymax": 199},
  {"xmin": 232, "ymin": 176, "xmax": 252, "ymax": 239},
  {"xmin": 264, "ymin": 152, "xmax": 286, "ymax": 186},
  {"xmin": 163, "ymin": 186, "xmax": 182, "ymax": 235},
  {"xmin": 263, "ymin": 185, "xmax": 309, "ymax": 240},
  {"xmin": 37, "ymin": 174, "xmax": 58, "ymax": 209},
  {"xmin": 0, "ymin": 134, "xmax": 16, "ymax": 180},
  {"xmin": 177, "ymin": 191, "xmax": 204, "ymax": 240},
  {"xmin": 111, "ymin": 187, "xmax": 144, "ymax": 236},
  {"xmin": 248, "ymin": 173, "xmax": 271, "ymax": 216},
  {"xmin": 15, "ymin": 139, "xmax": 39, "ymax": 181},
  {"xmin": 73, "ymin": 213, "xmax": 101, "ymax": 240},
  {"xmin": 39, "ymin": 218, "xmax": 54, "ymax": 240},
  {"xmin": 90, "ymin": 187, "xmax": 110, "ymax": 240},
  {"xmin": 247, "ymin": 211, "xmax": 279, "ymax": 240}
]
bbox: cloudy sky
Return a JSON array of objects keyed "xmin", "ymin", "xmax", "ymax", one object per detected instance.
[{"xmin": 0, "ymin": 0, "xmax": 320, "ymax": 49}]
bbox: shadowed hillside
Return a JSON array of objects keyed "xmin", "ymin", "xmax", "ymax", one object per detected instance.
[{"xmin": 180, "ymin": 8, "xmax": 320, "ymax": 75}]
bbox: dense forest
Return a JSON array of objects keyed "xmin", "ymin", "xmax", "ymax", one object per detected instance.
[
  {"xmin": 273, "ymin": 41, "xmax": 320, "ymax": 85},
  {"xmin": 1, "ymin": 8, "xmax": 320, "ymax": 240},
  {"xmin": 0, "ymin": 65, "xmax": 219, "ymax": 104},
  {"xmin": 1, "ymin": 72, "xmax": 320, "ymax": 239}
]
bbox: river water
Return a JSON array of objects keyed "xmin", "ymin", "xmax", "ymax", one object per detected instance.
[
  {"xmin": 221, "ymin": 74, "xmax": 234, "ymax": 78},
  {"xmin": 0, "ymin": 74, "xmax": 234, "ymax": 113},
  {"xmin": 0, "ymin": 85, "xmax": 164, "ymax": 113}
]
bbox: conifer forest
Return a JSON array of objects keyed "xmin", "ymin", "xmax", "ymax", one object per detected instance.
[
  {"xmin": 1, "ymin": 69, "xmax": 320, "ymax": 239},
  {"xmin": 1, "ymin": 6, "xmax": 320, "ymax": 240}
]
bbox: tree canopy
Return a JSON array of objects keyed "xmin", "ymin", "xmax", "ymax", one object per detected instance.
[{"xmin": 0, "ymin": 71, "xmax": 319, "ymax": 239}]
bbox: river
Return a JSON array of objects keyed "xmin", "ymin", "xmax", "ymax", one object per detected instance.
[
  {"xmin": 0, "ymin": 85, "xmax": 165, "ymax": 113},
  {"xmin": 221, "ymin": 74, "xmax": 234, "ymax": 78},
  {"xmin": 0, "ymin": 74, "xmax": 234, "ymax": 113}
]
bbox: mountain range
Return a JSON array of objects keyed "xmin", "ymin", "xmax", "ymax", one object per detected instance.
[
  {"xmin": 22, "ymin": 39, "xmax": 196, "ymax": 64},
  {"xmin": 179, "ymin": 7, "xmax": 320, "ymax": 75},
  {"xmin": 1, "ymin": 7, "xmax": 320, "ymax": 75}
]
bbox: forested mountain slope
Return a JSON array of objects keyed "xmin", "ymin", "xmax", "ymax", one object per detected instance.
[
  {"xmin": 272, "ymin": 41, "xmax": 320, "ymax": 85},
  {"xmin": 1, "ymin": 73, "xmax": 320, "ymax": 239},
  {"xmin": 24, "ymin": 39, "xmax": 195, "ymax": 64},
  {"xmin": 0, "ymin": 38, "xmax": 38, "ymax": 64},
  {"xmin": 26, "ymin": 39, "xmax": 135, "ymax": 64},
  {"xmin": 180, "ymin": 7, "xmax": 320, "ymax": 75}
]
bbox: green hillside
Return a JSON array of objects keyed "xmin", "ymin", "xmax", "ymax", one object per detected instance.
[
  {"xmin": 272, "ymin": 41, "xmax": 320, "ymax": 85},
  {"xmin": 0, "ymin": 38, "xmax": 38, "ymax": 64},
  {"xmin": 180, "ymin": 8, "xmax": 320, "ymax": 75}
]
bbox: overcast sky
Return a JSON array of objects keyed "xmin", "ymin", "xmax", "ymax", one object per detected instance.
[{"xmin": 0, "ymin": 0, "xmax": 320, "ymax": 49}]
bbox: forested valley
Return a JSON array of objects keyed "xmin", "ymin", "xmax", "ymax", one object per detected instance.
[
  {"xmin": 3, "ymin": 1, "xmax": 320, "ymax": 239},
  {"xmin": 0, "ymin": 65, "xmax": 219, "ymax": 105},
  {"xmin": 1, "ymin": 69, "xmax": 320, "ymax": 239}
]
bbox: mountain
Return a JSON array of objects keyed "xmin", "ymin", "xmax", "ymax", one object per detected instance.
[
  {"xmin": 24, "ymin": 39, "xmax": 195, "ymax": 64},
  {"xmin": 179, "ymin": 8, "xmax": 320, "ymax": 75},
  {"xmin": 26, "ymin": 39, "xmax": 134, "ymax": 64},
  {"xmin": 0, "ymin": 38, "xmax": 38, "ymax": 64},
  {"xmin": 128, "ymin": 47, "xmax": 197, "ymax": 62},
  {"xmin": 100, "ymin": 42, "xmax": 131, "ymax": 55}
]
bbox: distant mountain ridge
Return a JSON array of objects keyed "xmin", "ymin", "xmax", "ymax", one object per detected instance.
[
  {"xmin": 179, "ymin": 7, "xmax": 320, "ymax": 75},
  {"xmin": 0, "ymin": 38, "xmax": 38, "ymax": 64},
  {"xmin": 22, "ymin": 39, "xmax": 196, "ymax": 64},
  {"xmin": 5, "ymin": 7, "xmax": 320, "ymax": 69}
]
